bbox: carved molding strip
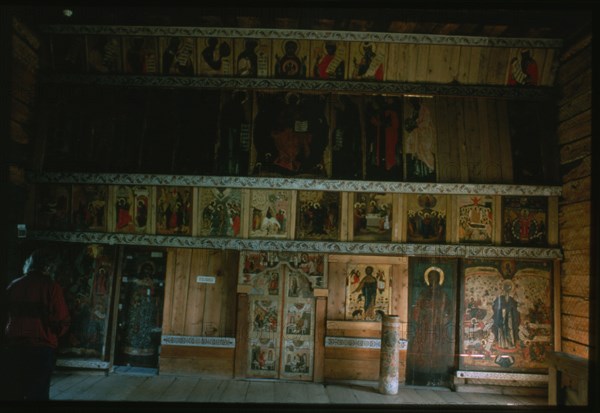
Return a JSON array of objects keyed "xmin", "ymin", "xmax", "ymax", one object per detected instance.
[
  {"xmin": 28, "ymin": 231, "xmax": 563, "ymax": 259},
  {"xmin": 161, "ymin": 335, "xmax": 236, "ymax": 348},
  {"xmin": 32, "ymin": 172, "xmax": 563, "ymax": 196},
  {"xmin": 40, "ymin": 25, "xmax": 563, "ymax": 49},
  {"xmin": 325, "ymin": 336, "xmax": 408, "ymax": 350},
  {"xmin": 456, "ymin": 370, "xmax": 548, "ymax": 382},
  {"xmin": 56, "ymin": 358, "xmax": 110, "ymax": 369},
  {"xmin": 43, "ymin": 74, "xmax": 555, "ymax": 100}
]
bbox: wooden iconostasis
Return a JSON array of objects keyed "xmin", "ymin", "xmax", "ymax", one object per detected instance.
[{"xmin": 39, "ymin": 85, "xmax": 558, "ymax": 186}]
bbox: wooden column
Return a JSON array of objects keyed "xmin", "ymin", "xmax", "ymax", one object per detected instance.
[{"xmin": 378, "ymin": 314, "xmax": 402, "ymax": 395}]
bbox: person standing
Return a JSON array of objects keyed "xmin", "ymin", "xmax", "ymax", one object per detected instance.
[{"xmin": 1, "ymin": 249, "xmax": 70, "ymax": 401}]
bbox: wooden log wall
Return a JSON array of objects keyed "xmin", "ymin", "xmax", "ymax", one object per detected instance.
[
  {"xmin": 3, "ymin": 17, "xmax": 41, "ymax": 282},
  {"xmin": 555, "ymin": 34, "xmax": 592, "ymax": 360},
  {"xmin": 160, "ymin": 248, "xmax": 239, "ymax": 377}
]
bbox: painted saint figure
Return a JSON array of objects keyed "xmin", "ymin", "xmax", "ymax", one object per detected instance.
[
  {"xmin": 492, "ymin": 280, "xmax": 520, "ymax": 349},
  {"xmin": 409, "ymin": 266, "xmax": 453, "ymax": 386},
  {"xmin": 352, "ymin": 265, "xmax": 378, "ymax": 319}
]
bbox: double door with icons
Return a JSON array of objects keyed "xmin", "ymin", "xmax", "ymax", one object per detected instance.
[{"xmin": 241, "ymin": 252, "xmax": 325, "ymax": 381}]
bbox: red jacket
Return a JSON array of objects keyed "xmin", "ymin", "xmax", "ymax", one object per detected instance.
[{"xmin": 5, "ymin": 271, "xmax": 71, "ymax": 349}]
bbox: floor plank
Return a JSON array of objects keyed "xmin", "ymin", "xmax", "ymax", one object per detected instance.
[
  {"xmin": 124, "ymin": 375, "xmax": 177, "ymax": 401},
  {"xmin": 48, "ymin": 372, "xmax": 548, "ymax": 407},
  {"xmin": 77, "ymin": 375, "xmax": 148, "ymax": 401},
  {"xmin": 305, "ymin": 382, "xmax": 330, "ymax": 404},
  {"xmin": 245, "ymin": 380, "xmax": 275, "ymax": 403},
  {"xmin": 324, "ymin": 383, "xmax": 360, "ymax": 404},
  {"xmin": 218, "ymin": 379, "xmax": 250, "ymax": 403},
  {"xmin": 52, "ymin": 374, "xmax": 106, "ymax": 400},
  {"xmin": 273, "ymin": 381, "xmax": 310, "ymax": 404},
  {"xmin": 158, "ymin": 376, "xmax": 199, "ymax": 402}
]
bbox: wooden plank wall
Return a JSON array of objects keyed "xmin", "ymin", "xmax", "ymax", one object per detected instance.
[
  {"xmin": 433, "ymin": 97, "xmax": 512, "ymax": 183},
  {"xmin": 555, "ymin": 34, "xmax": 592, "ymax": 359},
  {"xmin": 160, "ymin": 248, "xmax": 239, "ymax": 377},
  {"xmin": 324, "ymin": 255, "xmax": 408, "ymax": 382}
]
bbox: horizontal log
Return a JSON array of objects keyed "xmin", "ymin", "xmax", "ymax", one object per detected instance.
[
  {"xmin": 559, "ymin": 226, "xmax": 590, "ymax": 251},
  {"xmin": 561, "ymin": 296, "xmax": 589, "ymax": 318},
  {"xmin": 557, "ymin": 44, "xmax": 591, "ymax": 80},
  {"xmin": 324, "ymin": 347, "xmax": 380, "ymax": 360},
  {"xmin": 557, "ymin": 110, "xmax": 591, "ymax": 145},
  {"xmin": 560, "ymin": 176, "xmax": 591, "ymax": 205},
  {"xmin": 160, "ymin": 345, "xmax": 234, "ymax": 359},
  {"xmin": 558, "ymin": 88, "xmax": 592, "ymax": 122},
  {"xmin": 326, "ymin": 320, "xmax": 381, "ymax": 331},
  {"xmin": 323, "ymin": 358, "xmax": 379, "ymax": 381},
  {"xmin": 559, "ymin": 136, "xmax": 591, "ymax": 165},
  {"xmin": 558, "ymin": 201, "xmax": 590, "ymax": 229},
  {"xmin": 560, "ymin": 340, "xmax": 589, "ymax": 360},
  {"xmin": 558, "ymin": 71, "xmax": 591, "ymax": 107},
  {"xmin": 561, "ymin": 315, "xmax": 590, "ymax": 346},
  {"xmin": 326, "ymin": 329, "xmax": 381, "ymax": 338},
  {"xmin": 560, "ymin": 274, "xmax": 590, "ymax": 297},
  {"xmin": 561, "ymin": 156, "xmax": 591, "ymax": 183},
  {"xmin": 560, "ymin": 249, "xmax": 590, "ymax": 276}
]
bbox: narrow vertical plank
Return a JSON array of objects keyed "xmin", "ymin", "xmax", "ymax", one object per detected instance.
[
  {"xmin": 184, "ymin": 249, "xmax": 206, "ymax": 336},
  {"xmin": 547, "ymin": 196, "xmax": 559, "ymax": 246},
  {"xmin": 161, "ymin": 248, "xmax": 176, "ymax": 334},
  {"xmin": 201, "ymin": 250, "xmax": 225, "ymax": 336},
  {"xmin": 405, "ymin": 43, "xmax": 419, "ymax": 82},
  {"xmin": 445, "ymin": 97, "xmax": 462, "ymax": 182},
  {"xmin": 455, "ymin": 98, "xmax": 469, "ymax": 182},
  {"xmin": 476, "ymin": 46, "xmax": 491, "ymax": 85},
  {"xmin": 495, "ymin": 99, "xmax": 513, "ymax": 182},
  {"xmin": 241, "ymin": 188, "xmax": 251, "ymax": 238},
  {"xmin": 493, "ymin": 195, "xmax": 503, "ymax": 245},
  {"xmin": 426, "ymin": 45, "xmax": 445, "ymax": 83},
  {"xmin": 398, "ymin": 194, "xmax": 407, "ymax": 243},
  {"xmin": 324, "ymin": 259, "xmax": 347, "ymax": 320},
  {"xmin": 477, "ymin": 98, "xmax": 491, "ymax": 182},
  {"xmin": 553, "ymin": 259, "xmax": 562, "ymax": 352},
  {"xmin": 313, "ymin": 296, "xmax": 327, "ymax": 383},
  {"xmin": 171, "ymin": 248, "xmax": 192, "ymax": 334},
  {"xmin": 234, "ymin": 292, "xmax": 249, "ymax": 378},
  {"xmin": 434, "ymin": 97, "xmax": 450, "ymax": 182},
  {"xmin": 385, "ymin": 43, "xmax": 402, "ymax": 82},
  {"xmin": 339, "ymin": 192, "xmax": 349, "ymax": 241},
  {"xmin": 464, "ymin": 98, "xmax": 482, "ymax": 182},
  {"xmin": 457, "ymin": 46, "xmax": 472, "ymax": 84},
  {"xmin": 392, "ymin": 193, "xmax": 402, "ymax": 242},
  {"xmin": 466, "ymin": 47, "xmax": 483, "ymax": 84},
  {"xmin": 108, "ymin": 246, "xmax": 125, "ymax": 366},
  {"xmin": 221, "ymin": 250, "xmax": 241, "ymax": 336},
  {"xmin": 414, "ymin": 45, "xmax": 430, "ymax": 82},
  {"xmin": 541, "ymin": 48, "xmax": 557, "ymax": 86},
  {"xmin": 486, "ymin": 99, "xmax": 503, "ymax": 182},
  {"xmin": 486, "ymin": 47, "xmax": 511, "ymax": 85}
]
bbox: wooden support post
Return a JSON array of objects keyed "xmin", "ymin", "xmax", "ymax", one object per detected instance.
[{"xmin": 379, "ymin": 315, "xmax": 402, "ymax": 395}]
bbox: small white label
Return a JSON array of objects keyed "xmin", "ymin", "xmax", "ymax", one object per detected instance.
[
  {"xmin": 196, "ymin": 275, "xmax": 216, "ymax": 284},
  {"xmin": 151, "ymin": 252, "xmax": 163, "ymax": 258}
]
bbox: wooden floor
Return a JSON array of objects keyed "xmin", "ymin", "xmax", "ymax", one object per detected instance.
[{"xmin": 24, "ymin": 368, "xmax": 552, "ymax": 413}]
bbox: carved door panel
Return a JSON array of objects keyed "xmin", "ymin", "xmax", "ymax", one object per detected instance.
[{"xmin": 244, "ymin": 254, "xmax": 318, "ymax": 381}]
